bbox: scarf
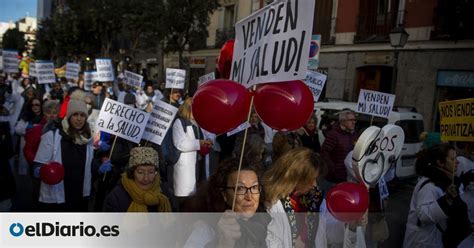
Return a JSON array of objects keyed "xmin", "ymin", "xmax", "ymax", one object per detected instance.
[
  {"xmin": 61, "ymin": 118, "xmax": 92, "ymax": 145},
  {"xmin": 121, "ymin": 173, "xmax": 171, "ymax": 212}
]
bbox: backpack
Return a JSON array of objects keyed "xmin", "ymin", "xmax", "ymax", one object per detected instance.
[{"xmin": 161, "ymin": 117, "xmax": 189, "ymax": 166}]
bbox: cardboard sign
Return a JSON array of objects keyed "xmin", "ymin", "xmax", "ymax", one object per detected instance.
[
  {"xmin": 304, "ymin": 70, "xmax": 327, "ymax": 102},
  {"xmin": 352, "ymin": 125, "xmax": 405, "ymax": 187},
  {"xmin": 95, "ymin": 98, "xmax": 150, "ymax": 143},
  {"xmin": 308, "ymin": 34, "xmax": 321, "ymax": 70},
  {"xmin": 36, "ymin": 62, "xmax": 56, "ymax": 84},
  {"xmin": 439, "ymin": 98, "xmax": 474, "ymax": 142},
  {"xmin": 84, "ymin": 71, "xmax": 99, "ymax": 91},
  {"xmin": 227, "ymin": 122, "xmax": 251, "ymax": 136},
  {"xmin": 198, "ymin": 72, "xmax": 215, "ymax": 87},
  {"xmin": 2, "ymin": 50, "xmax": 19, "ymax": 73},
  {"xmin": 165, "ymin": 68, "xmax": 186, "ymax": 89},
  {"xmin": 95, "ymin": 58, "xmax": 114, "ymax": 82},
  {"xmin": 29, "ymin": 62, "xmax": 37, "ymax": 77},
  {"xmin": 124, "ymin": 70, "xmax": 144, "ymax": 88},
  {"xmin": 356, "ymin": 89, "xmax": 395, "ymax": 118},
  {"xmin": 142, "ymin": 101, "xmax": 179, "ymax": 145},
  {"xmin": 230, "ymin": 0, "xmax": 315, "ymax": 88},
  {"xmin": 65, "ymin": 62, "xmax": 80, "ymax": 81}
]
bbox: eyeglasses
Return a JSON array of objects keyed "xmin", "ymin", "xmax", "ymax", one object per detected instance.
[
  {"xmin": 224, "ymin": 185, "xmax": 262, "ymax": 195},
  {"xmin": 135, "ymin": 170, "xmax": 158, "ymax": 177}
]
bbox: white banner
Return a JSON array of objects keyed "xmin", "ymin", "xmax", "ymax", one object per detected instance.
[
  {"xmin": 304, "ymin": 70, "xmax": 327, "ymax": 102},
  {"xmin": 95, "ymin": 58, "xmax": 114, "ymax": 82},
  {"xmin": 2, "ymin": 50, "xmax": 19, "ymax": 73},
  {"xmin": 124, "ymin": 70, "xmax": 143, "ymax": 88},
  {"xmin": 230, "ymin": 0, "xmax": 315, "ymax": 88},
  {"xmin": 95, "ymin": 98, "xmax": 150, "ymax": 143},
  {"xmin": 65, "ymin": 62, "xmax": 80, "ymax": 81},
  {"xmin": 165, "ymin": 68, "xmax": 186, "ymax": 89},
  {"xmin": 29, "ymin": 62, "xmax": 37, "ymax": 77},
  {"xmin": 227, "ymin": 122, "xmax": 251, "ymax": 136},
  {"xmin": 198, "ymin": 72, "xmax": 215, "ymax": 87},
  {"xmin": 36, "ymin": 61, "xmax": 56, "ymax": 84},
  {"xmin": 84, "ymin": 71, "xmax": 99, "ymax": 91},
  {"xmin": 356, "ymin": 89, "xmax": 396, "ymax": 118},
  {"xmin": 142, "ymin": 101, "xmax": 178, "ymax": 145}
]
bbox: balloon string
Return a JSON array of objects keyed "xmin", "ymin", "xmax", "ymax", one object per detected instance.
[
  {"xmin": 103, "ymin": 136, "xmax": 117, "ymax": 182},
  {"xmin": 232, "ymin": 86, "xmax": 256, "ymax": 211}
]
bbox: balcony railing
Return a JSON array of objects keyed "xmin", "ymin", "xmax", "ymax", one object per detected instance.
[
  {"xmin": 355, "ymin": 11, "xmax": 404, "ymax": 43},
  {"xmin": 215, "ymin": 27, "xmax": 235, "ymax": 48}
]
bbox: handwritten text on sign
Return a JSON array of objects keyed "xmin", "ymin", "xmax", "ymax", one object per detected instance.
[
  {"xmin": 438, "ymin": 98, "xmax": 474, "ymax": 142},
  {"xmin": 84, "ymin": 71, "xmax": 99, "ymax": 91},
  {"xmin": 2, "ymin": 50, "xmax": 19, "ymax": 73},
  {"xmin": 165, "ymin": 68, "xmax": 186, "ymax": 89},
  {"xmin": 198, "ymin": 72, "xmax": 215, "ymax": 87},
  {"xmin": 95, "ymin": 58, "xmax": 114, "ymax": 82},
  {"xmin": 304, "ymin": 70, "xmax": 327, "ymax": 102},
  {"xmin": 65, "ymin": 63, "xmax": 80, "ymax": 81},
  {"xmin": 95, "ymin": 98, "xmax": 150, "ymax": 143},
  {"xmin": 124, "ymin": 70, "xmax": 144, "ymax": 88},
  {"xmin": 356, "ymin": 89, "xmax": 395, "ymax": 118},
  {"xmin": 142, "ymin": 101, "xmax": 178, "ymax": 145},
  {"xmin": 36, "ymin": 62, "xmax": 56, "ymax": 84},
  {"xmin": 231, "ymin": 0, "xmax": 315, "ymax": 88},
  {"xmin": 29, "ymin": 62, "xmax": 37, "ymax": 77}
]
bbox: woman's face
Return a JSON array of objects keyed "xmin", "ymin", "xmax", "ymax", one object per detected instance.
[
  {"xmin": 305, "ymin": 118, "xmax": 316, "ymax": 130},
  {"xmin": 133, "ymin": 165, "xmax": 157, "ymax": 191},
  {"xmin": 439, "ymin": 149, "xmax": 458, "ymax": 176},
  {"xmin": 293, "ymin": 170, "xmax": 318, "ymax": 196},
  {"xmin": 223, "ymin": 170, "xmax": 260, "ymax": 218},
  {"xmin": 250, "ymin": 113, "xmax": 260, "ymax": 127},
  {"xmin": 31, "ymin": 99, "xmax": 41, "ymax": 115},
  {"xmin": 70, "ymin": 112, "xmax": 87, "ymax": 130},
  {"xmin": 44, "ymin": 108, "xmax": 58, "ymax": 121}
]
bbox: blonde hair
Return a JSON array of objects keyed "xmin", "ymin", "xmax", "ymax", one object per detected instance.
[
  {"xmin": 263, "ymin": 147, "xmax": 325, "ymax": 206},
  {"xmin": 178, "ymin": 98, "xmax": 193, "ymax": 120}
]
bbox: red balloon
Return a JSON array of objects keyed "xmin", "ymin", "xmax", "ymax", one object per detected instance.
[
  {"xmin": 192, "ymin": 79, "xmax": 251, "ymax": 134},
  {"xmin": 326, "ymin": 182, "xmax": 369, "ymax": 222},
  {"xmin": 217, "ymin": 40, "xmax": 234, "ymax": 79},
  {"xmin": 254, "ymin": 80, "xmax": 313, "ymax": 131},
  {"xmin": 40, "ymin": 161, "xmax": 65, "ymax": 185}
]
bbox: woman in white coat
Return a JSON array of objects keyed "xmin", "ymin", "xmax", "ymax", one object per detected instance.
[
  {"xmin": 172, "ymin": 98, "xmax": 213, "ymax": 202},
  {"xmin": 33, "ymin": 99, "xmax": 94, "ymax": 212},
  {"xmin": 403, "ymin": 143, "xmax": 471, "ymax": 248}
]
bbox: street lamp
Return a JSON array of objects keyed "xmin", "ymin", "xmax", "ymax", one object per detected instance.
[{"xmin": 389, "ymin": 25, "xmax": 409, "ymax": 94}]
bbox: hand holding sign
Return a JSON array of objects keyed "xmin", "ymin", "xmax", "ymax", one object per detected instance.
[
  {"xmin": 254, "ymin": 80, "xmax": 313, "ymax": 131},
  {"xmin": 192, "ymin": 79, "xmax": 251, "ymax": 134}
]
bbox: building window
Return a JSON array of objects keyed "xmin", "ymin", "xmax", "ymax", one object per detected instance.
[{"xmin": 355, "ymin": 0, "xmax": 401, "ymax": 42}]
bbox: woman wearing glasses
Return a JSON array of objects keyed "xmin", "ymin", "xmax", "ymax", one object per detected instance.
[
  {"xmin": 183, "ymin": 158, "xmax": 270, "ymax": 247},
  {"xmin": 104, "ymin": 147, "xmax": 171, "ymax": 212},
  {"xmin": 264, "ymin": 147, "xmax": 326, "ymax": 248}
]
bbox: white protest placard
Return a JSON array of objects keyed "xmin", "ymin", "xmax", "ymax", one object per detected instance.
[
  {"xmin": 124, "ymin": 70, "xmax": 144, "ymax": 88},
  {"xmin": 65, "ymin": 62, "xmax": 80, "ymax": 81},
  {"xmin": 2, "ymin": 50, "xmax": 19, "ymax": 73},
  {"xmin": 304, "ymin": 70, "xmax": 327, "ymax": 102},
  {"xmin": 84, "ymin": 71, "xmax": 99, "ymax": 91},
  {"xmin": 0, "ymin": 55, "xmax": 3, "ymax": 70},
  {"xmin": 356, "ymin": 89, "xmax": 396, "ymax": 118},
  {"xmin": 308, "ymin": 34, "xmax": 321, "ymax": 70},
  {"xmin": 95, "ymin": 98, "xmax": 150, "ymax": 143},
  {"xmin": 198, "ymin": 72, "xmax": 215, "ymax": 87},
  {"xmin": 227, "ymin": 122, "xmax": 251, "ymax": 137},
  {"xmin": 29, "ymin": 62, "xmax": 37, "ymax": 77},
  {"xmin": 95, "ymin": 58, "xmax": 114, "ymax": 82},
  {"xmin": 36, "ymin": 61, "xmax": 56, "ymax": 84},
  {"xmin": 142, "ymin": 100, "xmax": 179, "ymax": 145},
  {"xmin": 230, "ymin": 0, "xmax": 315, "ymax": 88},
  {"xmin": 165, "ymin": 68, "xmax": 186, "ymax": 89}
]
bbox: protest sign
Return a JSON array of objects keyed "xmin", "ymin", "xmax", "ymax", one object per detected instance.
[
  {"xmin": 198, "ymin": 72, "xmax": 215, "ymax": 87},
  {"xmin": 84, "ymin": 71, "xmax": 99, "ymax": 91},
  {"xmin": 36, "ymin": 61, "xmax": 56, "ymax": 84},
  {"xmin": 438, "ymin": 98, "xmax": 474, "ymax": 142},
  {"xmin": 0, "ymin": 55, "xmax": 3, "ymax": 70},
  {"xmin": 165, "ymin": 68, "xmax": 186, "ymax": 89},
  {"xmin": 65, "ymin": 62, "xmax": 80, "ymax": 81},
  {"xmin": 95, "ymin": 98, "xmax": 150, "ymax": 143},
  {"xmin": 142, "ymin": 101, "xmax": 179, "ymax": 145},
  {"xmin": 2, "ymin": 50, "xmax": 19, "ymax": 73},
  {"xmin": 29, "ymin": 62, "xmax": 37, "ymax": 77},
  {"xmin": 227, "ymin": 122, "xmax": 251, "ymax": 137},
  {"xmin": 304, "ymin": 70, "xmax": 326, "ymax": 102},
  {"xmin": 356, "ymin": 89, "xmax": 395, "ymax": 118},
  {"xmin": 95, "ymin": 58, "xmax": 114, "ymax": 82},
  {"xmin": 308, "ymin": 34, "xmax": 321, "ymax": 70},
  {"xmin": 124, "ymin": 70, "xmax": 144, "ymax": 88},
  {"xmin": 230, "ymin": 0, "xmax": 315, "ymax": 88}
]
